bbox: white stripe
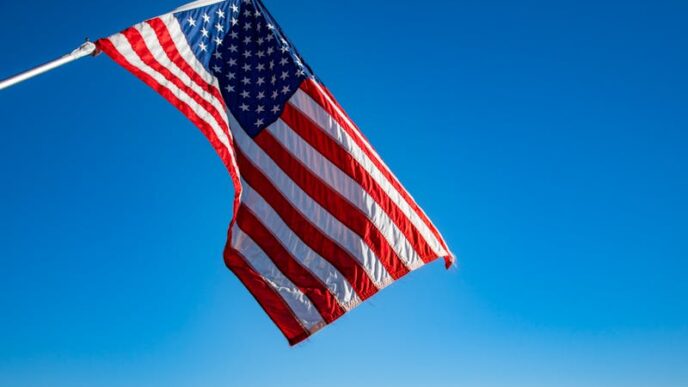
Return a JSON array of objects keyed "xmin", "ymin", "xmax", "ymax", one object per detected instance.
[
  {"xmin": 231, "ymin": 227, "xmax": 325, "ymax": 333},
  {"xmin": 268, "ymin": 118, "xmax": 425, "ymax": 270},
  {"xmin": 106, "ymin": 32, "xmax": 236, "ymax": 175},
  {"xmin": 242, "ymin": 182, "xmax": 362, "ymax": 310},
  {"xmin": 290, "ymin": 88, "xmax": 448, "ymax": 257},
  {"xmin": 229, "ymin": 111, "xmax": 393, "ymax": 288},
  {"xmin": 135, "ymin": 22, "xmax": 230, "ymax": 132}
]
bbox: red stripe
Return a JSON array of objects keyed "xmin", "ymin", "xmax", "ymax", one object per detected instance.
[
  {"xmin": 235, "ymin": 149, "xmax": 380, "ymax": 300},
  {"xmin": 252, "ymin": 130, "xmax": 412, "ymax": 279},
  {"xmin": 224, "ymin": 248, "xmax": 311, "ymax": 346},
  {"xmin": 146, "ymin": 18, "xmax": 228, "ymax": 115},
  {"xmin": 300, "ymin": 79, "xmax": 451, "ymax": 256},
  {"xmin": 120, "ymin": 28, "xmax": 230, "ymax": 141},
  {"xmin": 236, "ymin": 206, "xmax": 345, "ymax": 323},
  {"xmin": 281, "ymin": 103, "xmax": 437, "ymax": 263}
]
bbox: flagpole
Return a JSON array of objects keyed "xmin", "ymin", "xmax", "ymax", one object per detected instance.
[{"xmin": 0, "ymin": 41, "xmax": 98, "ymax": 91}]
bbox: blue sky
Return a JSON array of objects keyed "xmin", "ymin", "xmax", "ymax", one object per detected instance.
[{"xmin": 1, "ymin": 0, "xmax": 687, "ymax": 385}]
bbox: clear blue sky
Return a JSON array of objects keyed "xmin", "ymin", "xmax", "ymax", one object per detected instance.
[{"xmin": 1, "ymin": 0, "xmax": 687, "ymax": 385}]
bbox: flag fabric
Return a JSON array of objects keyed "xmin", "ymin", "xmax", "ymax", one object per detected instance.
[{"xmin": 97, "ymin": 0, "xmax": 454, "ymax": 345}]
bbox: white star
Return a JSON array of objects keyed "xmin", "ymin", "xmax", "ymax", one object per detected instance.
[
  {"xmin": 267, "ymin": 23, "xmax": 275, "ymax": 30},
  {"xmin": 230, "ymin": 31, "xmax": 239, "ymax": 39},
  {"xmin": 231, "ymin": 17, "xmax": 238, "ymax": 26},
  {"xmin": 227, "ymin": 72, "xmax": 236, "ymax": 80},
  {"xmin": 231, "ymin": 4, "xmax": 239, "ymax": 12},
  {"xmin": 280, "ymin": 45, "xmax": 290, "ymax": 53},
  {"xmin": 257, "ymin": 37, "xmax": 264, "ymax": 45},
  {"xmin": 242, "ymin": 63, "xmax": 252, "ymax": 72},
  {"xmin": 271, "ymin": 75, "xmax": 277, "ymax": 84},
  {"xmin": 227, "ymin": 58, "xmax": 237, "ymax": 66},
  {"xmin": 296, "ymin": 69, "xmax": 306, "ymax": 77},
  {"xmin": 215, "ymin": 23, "xmax": 224, "ymax": 32},
  {"xmin": 200, "ymin": 28, "xmax": 209, "ymax": 38},
  {"xmin": 254, "ymin": 118, "xmax": 265, "ymax": 127},
  {"xmin": 216, "ymin": 9, "xmax": 225, "ymax": 18},
  {"xmin": 243, "ymin": 50, "xmax": 252, "ymax": 58},
  {"xmin": 269, "ymin": 60, "xmax": 275, "ymax": 70},
  {"xmin": 254, "ymin": 10, "xmax": 261, "ymax": 17},
  {"xmin": 280, "ymin": 71, "xmax": 289, "ymax": 80},
  {"xmin": 213, "ymin": 51, "xmax": 222, "ymax": 59},
  {"xmin": 212, "ymin": 65, "xmax": 222, "ymax": 73},
  {"xmin": 280, "ymin": 57, "xmax": 289, "ymax": 66},
  {"xmin": 256, "ymin": 23, "xmax": 262, "ymax": 32},
  {"xmin": 229, "ymin": 44, "xmax": 238, "ymax": 52},
  {"xmin": 281, "ymin": 85, "xmax": 290, "ymax": 94},
  {"xmin": 239, "ymin": 103, "xmax": 250, "ymax": 111},
  {"xmin": 241, "ymin": 76, "xmax": 251, "ymax": 85},
  {"xmin": 225, "ymin": 84, "xmax": 235, "ymax": 93},
  {"xmin": 244, "ymin": 9, "xmax": 252, "ymax": 17},
  {"xmin": 256, "ymin": 105, "xmax": 265, "ymax": 113},
  {"xmin": 271, "ymin": 105, "xmax": 280, "ymax": 114},
  {"xmin": 257, "ymin": 63, "xmax": 266, "ymax": 71},
  {"xmin": 257, "ymin": 91, "xmax": 265, "ymax": 99},
  {"xmin": 243, "ymin": 22, "xmax": 252, "ymax": 31},
  {"xmin": 240, "ymin": 90, "xmax": 250, "ymax": 98},
  {"xmin": 266, "ymin": 34, "xmax": 274, "ymax": 42},
  {"xmin": 257, "ymin": 51, "xmax": 265, "ymax": 58},
  {"xmin": 202, "ymin": 13, "xmax": 211, "ymax": 23},
  {"xmin": 271, "ymin": 90, "xmax": 279, "ymax": 99},
  {"xmin": 266, "ymin": 47, "xmax": 275, "ymax": 55},
  {"xmin": 256, "ymin": 77, "xmax": 265, "ymax": 86},
  {"xmin": 214, "ymin": 37, "xmax": 223, "ymax": 46},
  {"xmin": 243, "ymin": 36, "xmax": 252, "ymax": 44},
  {"xmin": 187, "ymin": 17, "xmax": 196, "ymax": 27},
  {"xmin": 199, "ymin": 42, "xmax": 207, "ymax": 52}
]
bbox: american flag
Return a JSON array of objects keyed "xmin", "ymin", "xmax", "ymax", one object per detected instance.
[{"xmin": 97, "ymin": 0, "xmax": 454, "ymax": 345}]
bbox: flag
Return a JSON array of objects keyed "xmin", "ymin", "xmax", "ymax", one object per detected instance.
[{"xmin": 97, "ymin": 0, "xmax": 454, "ymax": 345}]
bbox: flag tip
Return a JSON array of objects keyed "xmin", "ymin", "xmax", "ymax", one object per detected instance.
[{"xmin": 443, "ymin": 254, "xmax": 456, "ymax": 270}]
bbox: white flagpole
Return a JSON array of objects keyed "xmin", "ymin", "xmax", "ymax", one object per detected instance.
[
  {"xmin": 0, "ymin": 41, "xmax": 98, "ymax": 91},
  {"xmin": 0, "ymin": 0, "xmax": 222, "ymax": 92}
]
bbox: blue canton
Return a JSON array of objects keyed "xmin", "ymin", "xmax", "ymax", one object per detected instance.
[{"xmin": 175, "ymin": 0, "xmax": 308, "ymax": 137}]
